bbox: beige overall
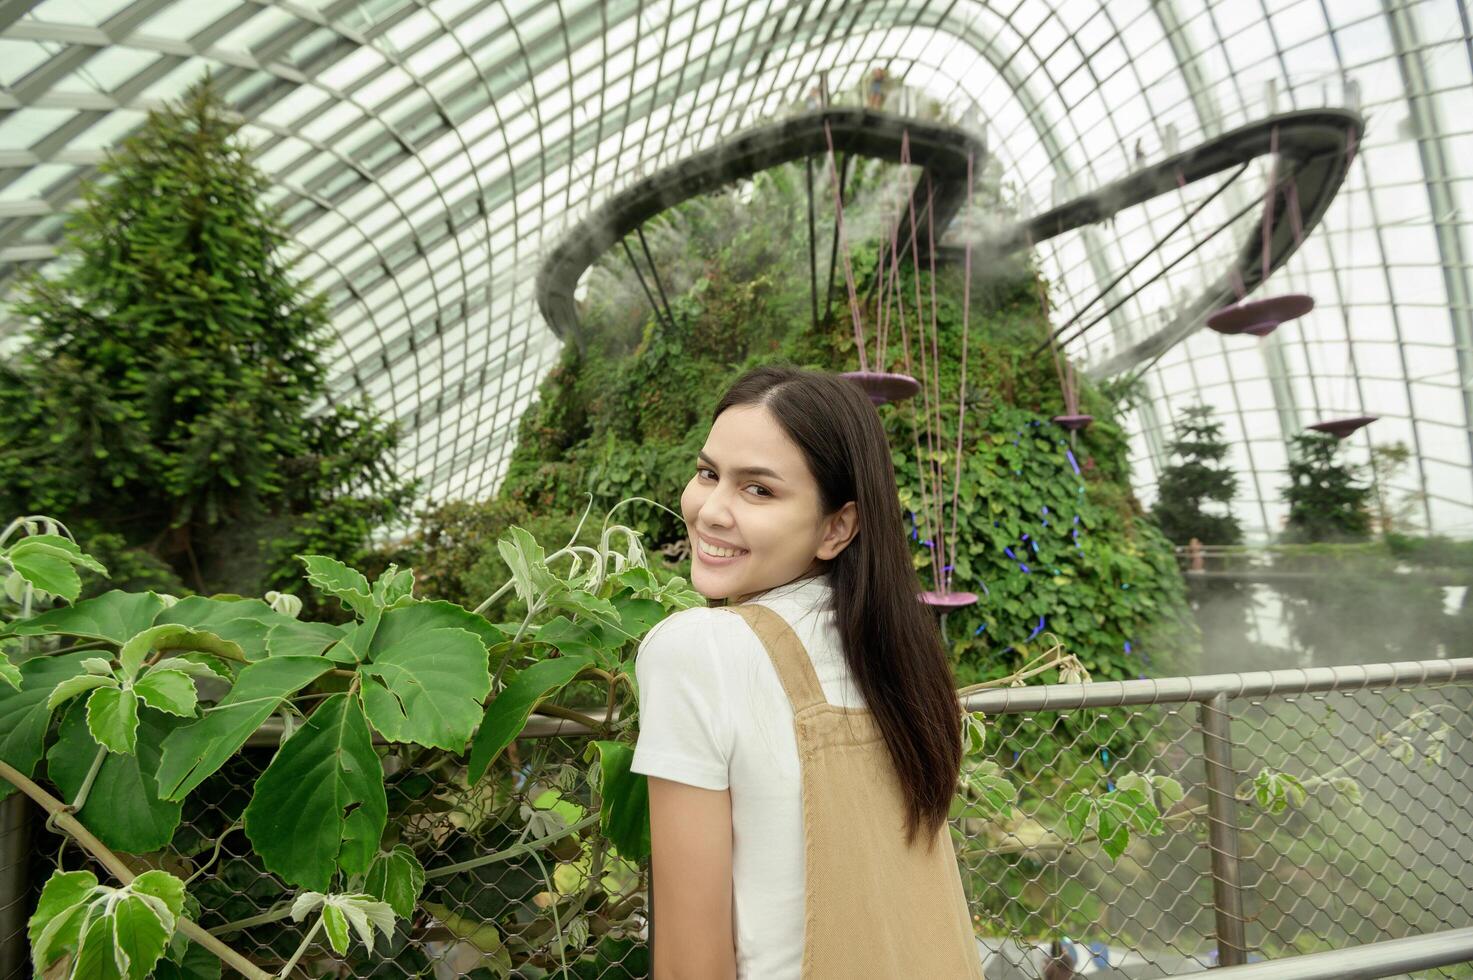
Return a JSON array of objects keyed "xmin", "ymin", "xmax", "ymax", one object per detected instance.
[{"xmin": 720, "ymin": 603, "xmax": 986, "ymax": 979}]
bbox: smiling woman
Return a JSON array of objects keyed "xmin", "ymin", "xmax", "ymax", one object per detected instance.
[
  {"xmin": 630, "ymin": 364, "xmax": 985, "ymax": 979},
  {"xmin": 683, "ymin": 403, "xmax": 854, "ymax": 605}
]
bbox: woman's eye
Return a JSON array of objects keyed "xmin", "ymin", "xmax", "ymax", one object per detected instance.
[{"xmin": 696, "ymin": 468, "xmax": 770, "ymax": 498}]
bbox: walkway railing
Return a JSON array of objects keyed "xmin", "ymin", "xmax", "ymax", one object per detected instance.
[
  {"xmin": 8, "ymin": 657, "xmax": 1469, "ymax": 978},
  {"xmin": 958, "ymin": 657, "xmax": 1473, "ymax": 978}
]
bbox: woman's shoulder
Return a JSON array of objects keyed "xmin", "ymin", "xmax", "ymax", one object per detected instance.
[
  {"xmin": 636, "ymin": 605, "xmax": 754, "ymax": 669},
  {"xmin": 641, "ymin": 603, "xmax": 719, "ymax": 641}
]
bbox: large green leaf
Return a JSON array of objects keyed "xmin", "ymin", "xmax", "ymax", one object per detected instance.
[
  {"xmin": 610, "ymin": 595, "xmax": 667, "ymax": 640},
  {"xmin": 155, "ymin": 656, "xmax": 334, "ymax": 800},
  {"xmin": 359, "ymin": 628, "xmax": 489, "ymax": 750},
  {"xmin": 367, "ymin": 600, "xmax": 507, "ymax": 659},
  {"xmin": 465, "ymin": 655, "xmax": 593, "ymax": 783},
  {"xmin": 154, "ymin": 596, "xmax": 290, "ymax": 662},
  {"xmin": 531, "ymin": 617, "xmax": 610, "ymax": 661},
  {"xmin": 133, "ymin": 668, "xmax": 199, "ymax": 717},
  {"xmin": 0, "ymin": 590, "xmax": 163, "ymax": 644},
  {"xmin": 264, "ymin": 618, "xmax": 345, "ymax": 659},
  {"xmin": 585, "ymin": 740, "xmax": 650, "ymax": 862},
  {"xmin": 8, "ymin": 534, "xmax": 107, "ymax": 577},
  {"xmin": 0, "ymin": 652, "xmax": 87, "ymax": 800},
  {"xmin": 543, "ymin": 589, "xmax": 623, "ymax": 632},
  {"xmin": 5, "ymin": 535, "xmax": 100, "ymax": 603},
  {"xmin": 117, "ymin": 624, "xmax": 243, "ymax": 681},
  {"xmin": 242, "ymin": 693, "xmax": 388, "ymax": 891},
  {"xmin": 47, "ymin": 703, "xmax": 184, "ymax": 852}
]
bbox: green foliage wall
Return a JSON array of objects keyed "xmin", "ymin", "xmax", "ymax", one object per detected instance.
[{"xmin": 412, "ymin": 159, "xmax": 1200, "ymax": 689}]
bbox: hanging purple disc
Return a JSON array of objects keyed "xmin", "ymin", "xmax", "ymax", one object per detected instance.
[
  {"xmin": 1306, "ymin": 415, "xmax": 1378, "ymax": 439},
  {"xmin": 1206, "ymin": 294, "xmax": 1314, "ymax": 336},
  {"xmin": 1052, "ymin": 414, "xmax": 1094, "ymax": 431},
  {"xmin": 919, "ymin": 590, "xmax": 978, "ymax": 611},
  {"xmin": 840, "ymin": 370, "xmax": 921, "ymax": 405}
]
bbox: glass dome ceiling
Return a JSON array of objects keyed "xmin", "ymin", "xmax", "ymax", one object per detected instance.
[{"xmin": 0, "ymin": 0, "xmax": 1468, "ymax": 541}]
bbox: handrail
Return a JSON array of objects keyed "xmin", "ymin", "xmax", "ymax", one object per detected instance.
[
  {"xmin": 1184, "ymin": 926, "xmax": 1473, "ymax": 978},
  {"xmin": 961, "ymin": 657, "xmax": 1473, "ymax": 714}
]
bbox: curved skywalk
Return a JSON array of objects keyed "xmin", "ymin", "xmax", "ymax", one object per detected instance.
[{"xmin": 0, "ymin": 0, "xmax": 1468, "ymax": 540}]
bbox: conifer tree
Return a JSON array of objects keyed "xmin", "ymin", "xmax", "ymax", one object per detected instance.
[
  {"xmin": 1280, "ymin": 431, "xmax": 1372, "ymax": 542},
  {"xmin": 1151, "ymin": 403, "xmax": 1243, "ymax": 545},
  {"xmin": 0, "ymin": 73, "xmax": 416, "ymax": 602}
]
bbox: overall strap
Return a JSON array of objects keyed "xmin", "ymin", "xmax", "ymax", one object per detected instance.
[{"xmin": 718, "ymin": 604, "xmax": 828, "ymax": 713}]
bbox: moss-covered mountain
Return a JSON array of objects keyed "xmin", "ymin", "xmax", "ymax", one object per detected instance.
[{"xmin": 403, "ymin": 158, "xmax": 1199, "ymax": 687}]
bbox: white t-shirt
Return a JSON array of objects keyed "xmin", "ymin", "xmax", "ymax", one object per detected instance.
[{"xmin": 630, "ymin": 572, "xmax": 864, "ymax": 979}]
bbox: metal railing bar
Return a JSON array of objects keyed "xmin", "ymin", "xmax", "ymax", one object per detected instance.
[
  {"xmin": 961, "ymin": 658, "xmax": 1473, "ymax": 714},
  {"xmin": 1180, "ymin": 925, "xmax": 1473, "ymax": 979}
]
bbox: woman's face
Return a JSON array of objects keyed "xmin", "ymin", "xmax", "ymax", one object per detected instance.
[{"xmin": 681, "ymin": 403, "xmax": 857, "ymax": 603}]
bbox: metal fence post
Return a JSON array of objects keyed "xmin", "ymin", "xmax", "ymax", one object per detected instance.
[
  {"xmin": 1200, "ymin": 692, "xmax": 1248, "ymax": 966},
  {"xmin": 0, "ymin": 792, "xmax": 33, "ymax": 980}
]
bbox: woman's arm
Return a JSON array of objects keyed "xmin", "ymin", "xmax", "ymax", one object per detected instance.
[{"xmin": 647, "ymin": 775, "xmax": 738, "ymax": 980}]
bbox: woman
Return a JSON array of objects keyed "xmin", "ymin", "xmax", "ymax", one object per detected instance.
[{"xmin": 630, "ymin": 364, "xmax": 984, "ymax": 978}]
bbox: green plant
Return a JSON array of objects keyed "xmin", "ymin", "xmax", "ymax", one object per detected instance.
[
  {"xmin": 0, "ymin": 72, "xmax": 415, "ymax": 616},
  {"xmin": 1367, "ymin": 440, "xmax": 1424, "ymax": 536},
  {"xmin": 2, "ymin": 499, "xmax": 703, "ymax": 977},
  {"xmin": 1150, "ymin": 403, "xmax": 1243, "ymax": 546},
  {"xmin": 1280, "ymin": 432, "xmax": 1372, "ymax": 543}
]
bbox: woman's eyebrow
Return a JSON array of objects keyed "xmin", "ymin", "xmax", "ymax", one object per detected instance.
[{"xmin": 697, "ymin": 451, "xmax": 785, "ymax": 482}]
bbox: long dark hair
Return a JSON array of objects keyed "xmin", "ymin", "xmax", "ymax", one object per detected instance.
[{"xmin": 713, "ymin": 363, "xmax": 964, "ymax": 850}]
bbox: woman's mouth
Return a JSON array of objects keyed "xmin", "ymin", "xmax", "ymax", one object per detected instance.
[{"xmin": 695, "ymin": 537, "xmax": 749, "ymax": 565}]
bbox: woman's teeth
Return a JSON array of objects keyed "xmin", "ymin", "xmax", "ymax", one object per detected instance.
[{"xmin": 699, "ymin": 540, "xmax": 748, "ymax": 558}]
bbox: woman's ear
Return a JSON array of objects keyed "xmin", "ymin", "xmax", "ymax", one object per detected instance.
[{"xmin": 818, "ymin": 500, "xmax": 859, "ymax": 560}]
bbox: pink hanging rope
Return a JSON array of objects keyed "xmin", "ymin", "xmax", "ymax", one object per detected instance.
[
  {"xmin": 925, "ymin": 174, "xmax": 949, "ymax": 591},
  {"xmin": 1261, "ymin": 124, "xmax": 1279, "ymax": 287},
  {"xmin": 900, "ymin": 135, "xmax": 944, "ymax": 596},
  {"xmin": 823, "ymin": 120, "xmax": 868, "ymax": 373},
  {"xmin": 877, "ymin": 175, "xmax": 905, "ymax": 372},
  {"xmin": 946, "ymin": 151, "xmax": 975, "ymax": 595},
  {"xmin": 1026, "ymin": 228, "xmax": 1077, "ymax": 415}
]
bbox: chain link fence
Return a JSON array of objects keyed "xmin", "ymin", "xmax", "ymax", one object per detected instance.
[
  {"xmin": 4, "ymin": 659, "xmax": 1471, "ymax": 978},
  {"xmin": 959, "ymin": 659, "xmax": 1473, "ymax": 978}
]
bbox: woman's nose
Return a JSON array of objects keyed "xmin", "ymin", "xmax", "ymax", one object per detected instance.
[{"xmin": 698, "ymin": 485, "xmax": 738, "ymax": 519}]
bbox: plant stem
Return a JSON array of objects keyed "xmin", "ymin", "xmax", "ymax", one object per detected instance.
[
  {"xmin": 277, "ymin": 916, "xmax": 323, "ymax": 979},
  {"xmin": 69, "ymin": 745, "xmax": 108, "ymax": 813},
  {"xmin": 0, "ymin": 758, "xmax": 272, "ymax": 980},
  {"xmin": 532, "ymin": 703, "xmax": 604, "ymax": 730},
  {"xmin": 185, "ymin": 819, "xmax": 242, "ymax": 886},
  {"xmin": 489, "ymin": 602, "xmax": 541, "ymax": 694},
  {"xmin": 207, "ymin": 901, "xmax": 296, "ymax": 936},
  {"xmin": 527, "ymin": 847, "xmax": 572, "ymax": 976},
  {"xmin": 424, "ymin": 812, "xmax": 602, "ymax": 879},
  {"xmin": 208, "ymin": 810, "xmax": 607, "ymax": 938}
]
